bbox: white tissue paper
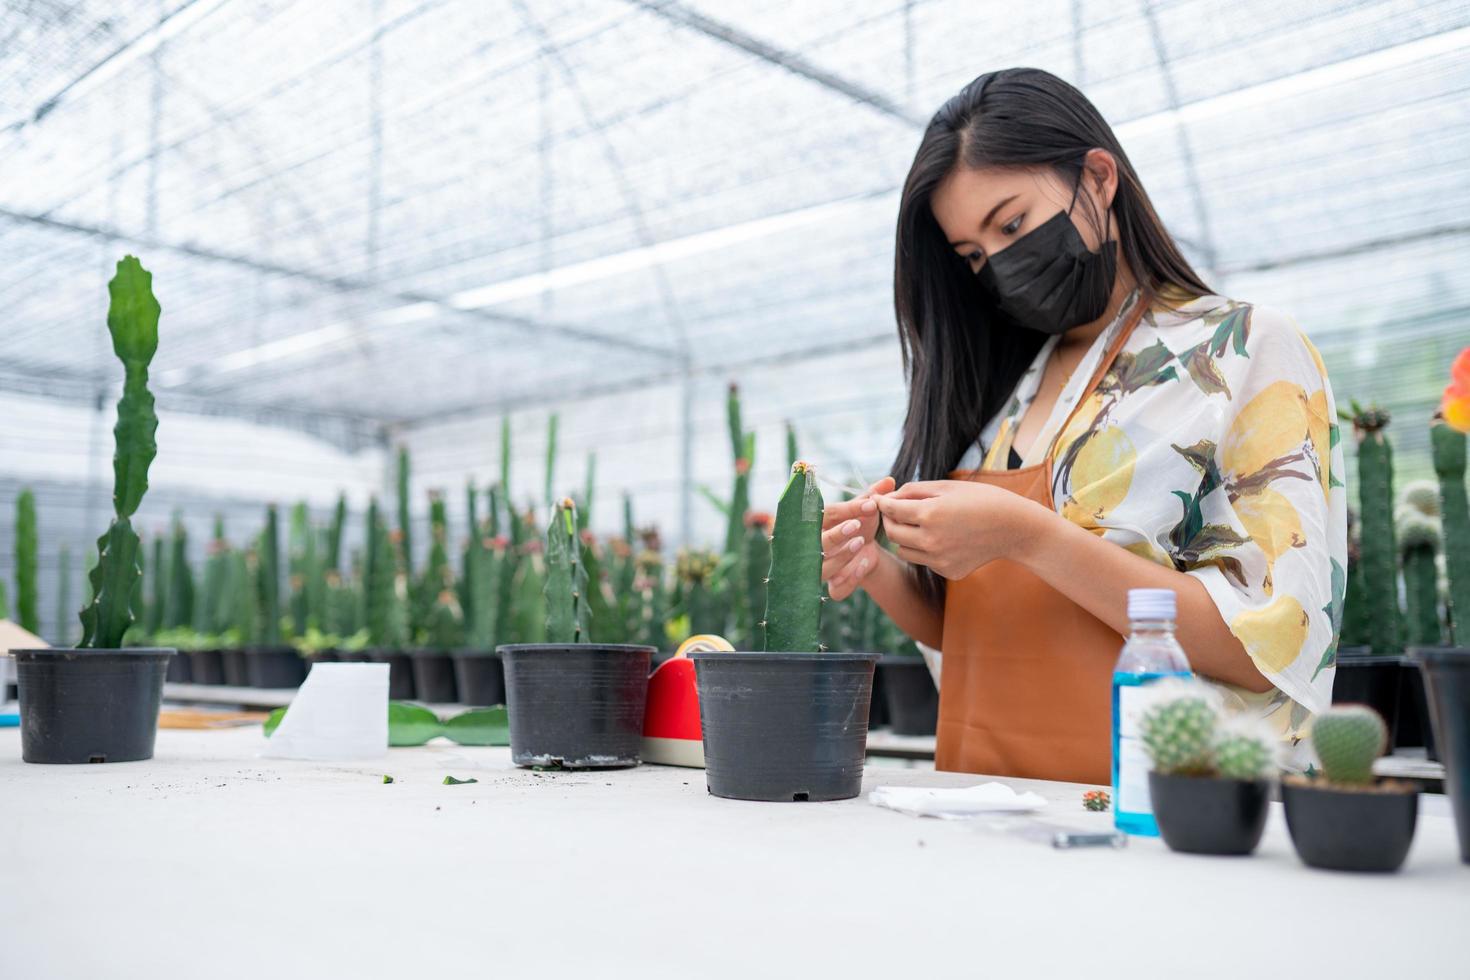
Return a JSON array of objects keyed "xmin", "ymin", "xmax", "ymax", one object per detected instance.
[
  {"xmin": 262, "ymin": 662, "xmax": 390, "ymax": 761},
  {"xmin": 870, "ymin": 782, "xmax": 1047, "ymax": 819}
]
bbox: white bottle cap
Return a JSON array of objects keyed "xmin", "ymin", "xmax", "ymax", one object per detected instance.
[{"xmin": 1128, "ymin": 588, "xmax": 1176, "ymax": 622}]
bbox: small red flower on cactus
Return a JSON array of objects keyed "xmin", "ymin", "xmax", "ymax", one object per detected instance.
[
  {"xmin": 1082, "ymin": 790, "xmax": 1110, "ymax": 812},
  {"xmin": 1443, "ymin": 347, "xmax": 1470, "ymax": 433},
  {"xmin": 735, "ymin": 457, "xmax": 751, "ymax": 476}
]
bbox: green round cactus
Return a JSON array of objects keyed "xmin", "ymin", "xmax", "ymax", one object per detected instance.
[
  {"xmin": 1214, "ymin": 731, "xmax": 1274, "ymax": 781},
  {"xmin": 1312, "ymin": 705, "xmax": 1387, "ymax": 786},
  {"xmin": 1140, "ymin": 695, "xmax": 1217, "ymax": 776}
]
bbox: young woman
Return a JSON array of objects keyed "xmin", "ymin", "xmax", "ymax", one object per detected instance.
[{"xmin": 821, "ymin": 68, "xmax": 1346, "ymax": 784}]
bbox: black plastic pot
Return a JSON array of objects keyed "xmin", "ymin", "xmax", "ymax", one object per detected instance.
[
  {"xmin": 1413, "ymin": 647, "xmax": 1470, "ymax": 863},
  {"xmin": 246, "ymin": 646, "xmax": 307, "ymax": 689},
  {"xmin": 13, "ymin": 648, "xmax": 173, "ymax": 764},
  {"xmin": 222, "ymin": 647, "xmax": 251, "ymax": 687},
  {"xmin": 878, "ymin": 655, "xmax": 938, "ymax": 736},
  {"xmin": 499, "ymin": 643, "xmax": 653, "ymax": 768},
  {"xmin": 409, "ymin": 649, "xmax": 459, "ymax": 704},
  {"xmin": 334, "ymin": 649, "xmax": 373, "ymax": 663},
  {"xmin": 868, "ymin": 663, "xmax": 889, "ymax": 729},
  {"xmin": 368, "ymin": 649, "xmax": 416, "ymax": 699},
  {"xmin": 1282, "ymin": 780, "xmax": 1418, "ymax": 872},
  {"xmin": 690, "ymin": 651, "xmax": 880, "ymax": 802},
  {"xmin": 1332, "ymin": 652, "xmax": 1403, "ymax": 745},
  {"xmin": 186, "ymin": 648, "xmax": 225, "ymax": 685},
  {"xmin": 165, "ymin": 650, "xmax": 193, "ymax": 683},
  {"xmin": 1395, "ymin": 655, "xmax": 1437, "ymax": 758},
  {"xmin": 1148, "ymin": 771, "xmax": 1270, "ymax": 855},
  {"xmin": 303, "ymin": 649, "xmax": 339, "ymax": 669},
  {"xmin": 451, "ymin": 649, "xmax": 505, "ymax": 706}
]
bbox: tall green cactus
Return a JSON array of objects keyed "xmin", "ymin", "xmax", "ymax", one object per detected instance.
[
  {"xmin": 1347, "ymin": 404, "xmax": 1400, "ymax": 654},
  {"xmin": 325, "ymin": 493, "xmax": 347, "ymax": 574},
  {"xmin": 79, "ymin": 256, "xmax": 160, "ymax": 650},
  {"xmin": 1313, "ymin": 705, "xmax": 1386, "ymax": 786},
  {"xmin": 724, "ymin": 383, "xmax": 754, "ymax": 557},
  {"xmin": 144, "ymin": 534, "xmax": 166, "ymax": 636},
  {"xmin": 577, "ymin": 453, "xmax": 596, "ymax": 532},
  {"xmin": 14, "ymin": 489, "xmax": 38, "ymax": 634},
  {"xmin": 785, "ymin": 421, "xmax": 799, "ymax": 470},
  {"xmin": 740, "ymin": 513, "xmax": 773, "ymax": 650},
  {"xmin": 164, "ymin": 515, "xmax": 195, "ymax": 630},
  {"xmin": 1397, "ymin": 484, "xmax": 1443, "ymax": 647},
  {"xmin": 396, "ymin": 445, "xmax": 413, "ymax": 576},
  {"xmin": 1432, "ymin": 418, "xmax": 1470, "ymax": 642},
  {"xmin": 228, "ymin": 548, "xmax": 256, "ymax": 644},
  {"xmin": 258, "ymin": 505, "xmax": 282, "ymax": 645},
  {"xmin": 544, "ymin": 498, "xmax": 589, "ymax": 643},
  {"xmin": 199, "ymin": 516, "xmax": 230, "ymax": 635},
  {"xmin": 425, "ymin": 588, "xmax": 465, "ymax": 650},
  {"xmin": 288, "ymin": 502, "xmax": 326, "ymax": 637},
  {"xmin": 763, "ymin": 462, "xmax": 824, "ymax": 652},
  {"xmin": 460, "ymin": 481, "xmax": 479, "ymax": 629},
  {"xmin": 544, "ymin": 413, "xmax": 559, "ymax": 509},
  {"xmin": 55, "ymin": 544, "xmax": 72, "ymax": 645},
  {"xmin": 364, "ymin": 498, "xmax": 395, "ymax": 647},
  {"xmin": 1340, "ymin": 510, "xmax": 1369, "ymax": 647}
]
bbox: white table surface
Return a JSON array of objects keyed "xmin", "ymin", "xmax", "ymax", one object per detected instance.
[{"xmin": 1, "ymin": 726, "xmax": 1464, "ymax": 979}]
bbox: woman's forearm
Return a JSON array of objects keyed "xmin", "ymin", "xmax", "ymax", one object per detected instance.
[
  {"xmin": 860, "ymin": 548, "xmax": 945, "ymax": 650},
  {"xmin": 1012, "ymin": 504, "xmax": 1272, "ymax": 693}
]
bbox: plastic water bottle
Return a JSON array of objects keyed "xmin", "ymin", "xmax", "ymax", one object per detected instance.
[{"xmin": 1112, "ymin": 588, "xmax": 1192, "ymax": 836}]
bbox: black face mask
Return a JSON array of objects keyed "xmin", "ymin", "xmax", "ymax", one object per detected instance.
[{"xmin": 974, "ymin": 208, "xmax": 1117, "ymax": 336}]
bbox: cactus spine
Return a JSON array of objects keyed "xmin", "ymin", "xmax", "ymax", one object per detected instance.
[
  {"xmin": 1432, "ymin": 418, "xmax": 1470, "ymax": 642},
  {"xmin": 1139, "ymin": 695, "xmax": 1217, "ymax": 776},
  {"xmin": 763, "ymin": 462, "xmax": 824, "ymax": 652},
  {"xmin": 544, "ymin": 498, "xmax": 590, "ymax": 643},
  {"xmin": 1312, "ymin": 705, "xmax": 1386, "ymax": 787},
  {"xmin": 79, "ymin": 257, "xmax": 160, "ymax": 650},
  {"xmin": 1348, "ymin": 404, "xmax": 1400, "ymax": 654},
  {"xmin": 14, "ymin": 489, "xmax": 38, "ymax": 634}
]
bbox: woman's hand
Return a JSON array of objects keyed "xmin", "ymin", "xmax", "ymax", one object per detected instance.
[
  {"xmin": 876, "ymin": 480, "xmax": 1048, "ymax": 581},
  {"xmin": 821, "ymin": 476, "xmax": 896, "ymax": 600}
]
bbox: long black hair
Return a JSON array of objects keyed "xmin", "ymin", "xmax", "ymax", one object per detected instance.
[{"xmin": 891, "ymin": 67, "xmax": 1209, "ymax": 603}]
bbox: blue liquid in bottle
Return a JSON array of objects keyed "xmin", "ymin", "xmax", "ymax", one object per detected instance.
[{"xmin": 1111, "ymin": 590, "xmax": 1192, "ymax": 837}]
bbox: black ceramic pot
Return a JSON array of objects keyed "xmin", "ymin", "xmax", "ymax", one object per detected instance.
[
  {"xmin": 367, "ymin": 649, "xmax": 416, "ymax": 700},
  {"xmin": 1282, "ymin": 779, "xmax": 1418, "ymax": 872},
  {"xmin": 1413, "ymin": 647, "xmax": 1470, "ymax": 863},
  {"xmin": 1148, "ymin": 771, "xmax": 1270, "ymax": 856},
  {"xmin": 450, "ymin": 649, "xmax": 505, "ymax": 706},
  {"xmin": 408, "ymin": 648, "xmax": 459, "ymax": 704}
]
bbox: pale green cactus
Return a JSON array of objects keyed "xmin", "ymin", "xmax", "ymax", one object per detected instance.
[
  {"xmin": 1140, "ymin": 694, "xmax": 1218, "ymax": 776},
  {"xmin": 1312, "ymin": 705, "xmax": 1387, "ymax": 787}
]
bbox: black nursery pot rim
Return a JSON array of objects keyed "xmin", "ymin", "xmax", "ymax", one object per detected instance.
[
  {"xmin": 407, "ymin": 647, "xmax": 456, "ymax": 658},
  {"xmin": 497, "ymin": 643, "xmax": 657, "ymax": 655},
  {"xmin": 450, "ymin": 647, "xmax": 502, "ymax": 658},
  {"xmin": 1411, "ymin": 646, "xmax": 1470, "ymax": 668},
  {"xmin": 12, "ymin": 646, "xmax": 175, "ymax": 659},
  {"xmin": 877, "ymin": 653, "xmax": 927, "ymax": 665},
  {"xmin": 689, "ymin": 651, "xmax": 882, "ymax": 663}
]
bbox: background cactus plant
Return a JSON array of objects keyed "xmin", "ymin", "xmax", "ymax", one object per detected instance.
[
  {"xmin": 763, "ymin": 461, "xmax": 824, "ymax": 652},
  {"xmin": 164, "ymin": 515, "xmax": 195, "ymax": 632},
  {"xmin": 740, "ymin": 512, "xmax": 773, "ymax": 650},
  {"xmin": 1345, "ymin": 402, "xmax": 1400, "ymax": 654},
  {"xmin": 14, "ymin": 488, "xmax": 38, "ymax": 634},
  {"xmin": 396, "ymin": 446, "xmax": 413, "ymax": 577},
  {"xmin": 544, "ymin": 497, "xmax": 590, "ymax": 643},
  {"xmin": 1312, "ymin": 705, "xmax": 1387, "ymax": 787},
  {"xmin": 724, "ymin": 383, "xmax": 755, "ymax": 557},
  {"xmin": 79, "ymin": 257, "xmax": 160, "ymax": 650},
  {"xmin": 1213, "ymin": 728, "xmax": 1275, "ymax": 781},
  {"xmin": 1431, "ymin": 418, "xmax": 1470, "ymax": 642},
  {"xmin": 1139, "ymin": 694, "xmax": 1217, "ymax": 776},
  {"xmin": 1396, "ymin": 482, "xmax": 1444, "ymax": 647},
  {"xmin": 54, "ymin": 544, "xmax": 71, "ymax": 645},
  {"xmin": 257, "ymin": 505, "xmax": 283, "ymax": 645}
]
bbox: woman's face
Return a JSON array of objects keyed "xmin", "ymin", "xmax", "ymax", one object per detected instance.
[{"xmin": 931, "ymin": 151, "xmax": 1117, "ymax": 276}]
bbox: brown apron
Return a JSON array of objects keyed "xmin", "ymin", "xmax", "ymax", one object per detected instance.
[{"xmin": 935, "ymin": 300, "xmax": 1147, "ymax": 785}]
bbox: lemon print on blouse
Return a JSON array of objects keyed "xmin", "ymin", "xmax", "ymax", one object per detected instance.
[
  {"xmin": 1052, "ymin": 390, "xmax": 1109, "ymax": 464},
  {"xmin": 1234, "ymin": 487, "xmax": 1306, "ymax": 594},
  {"xmin": 1220, "ymin": 380, "xmax": 1310, "ymax": 482},
  {"xmin": 1307, "ymin": 388, "xmax": 1331, "ymax": 497},
  {"xmin": 1231, "ymin": 594, "xmax": 1310, "ymax": 675},
  {"xmin": 1060, "ymin": 425, "xmax": 1136, "ymax": 528}
]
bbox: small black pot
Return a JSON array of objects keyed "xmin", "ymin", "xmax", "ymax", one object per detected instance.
[
  {"xmin": 690, "ymin": 651, "xmax": 880, "ymax": 802},
  {"xmin": 368, "ymin": 649, "xmax": 416, "ymax": 699},
  {"xmin": 303, "ymin": 649, "xmax": 339, "ymax": 667},
  {"xmin": 1413, "ymin": 647, "xmax": 1470, "ymax": 863},
  {"xmin": 878, "ymin": 655, "xmax": 938, "ymax": 736},
  {"xmin": 246, "ymin": 646, "xmax": 307, "ymax": 689},
  {"xmin": 334, "ymin": 649, "xmax": 373, "ymax": 663},
  {"xmin": 165, "ymin": 650, "xmax": 193, "ymax": 683},
  {"xmin": 222, "ymin": 647, "xmax": 251, "ymax": 687},
  {"xmin": 868, "ymin": 663, "xmax": 889, "ymax": 729},
  {"xmin": 499, "ymin": 643, "xmax": 653, "ymax": 769},
  {"xmin": 451, "ymin": 649, "xmax": 505, "ymax": 706},
  {"xmin": 1332, "ymin": 652, "xmax": 1403, "ymax": 745},
  {"xmin": 13, "ymin": 648, "xmax": 173, "ymax": 764},
  {"xmin": 1148, "ymin": 771, "xmax": 1270, "ymax": 855},
  {"xmin": 186, "ymin": 648, "xmax": 225, "ymax": 685},
  {"xmin": 1282, "ymin": 780, "xmax": 1418, "ymax": 872},
  {"xmin": 409, "ymin": 648, "xmax": 459, "ymax": 704}
]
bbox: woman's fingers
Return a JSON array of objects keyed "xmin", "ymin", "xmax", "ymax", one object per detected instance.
[
  {"xmin": 821, "ymin": 537, "xmax": 864, "ymax": 579},
  {"xmin": 822, "ymin": 497, "xmax": 866, "ymax": 528},
  {"xmin": 895, "ymin": 545, "xmax": 931, "ymax": 566},
  {"xmin": 876, "ymin": 494, "xmax": 926, "ymax": 526}
]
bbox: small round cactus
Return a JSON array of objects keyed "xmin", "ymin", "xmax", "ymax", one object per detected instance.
[
  {"xmin": 1312, "ymin": 705, "xmax": 1387, "ymax": 787},
  {"xmin": 1214, "ymin": 730, "xmax": 1274, "ymax": 781},
  {"xmin": 1140, "ymin": 695, "xmax": 1217, "ymax": 776}
]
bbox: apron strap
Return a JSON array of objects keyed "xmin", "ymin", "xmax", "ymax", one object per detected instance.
[{"xmin": 1036, "ymin": 291, "xmax": 1150, "ymax": 463}]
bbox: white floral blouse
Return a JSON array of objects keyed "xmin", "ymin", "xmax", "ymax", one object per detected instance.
[{"xmin": 959, "ymin": 291, "xmax": 1348, "ymax": 765}]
